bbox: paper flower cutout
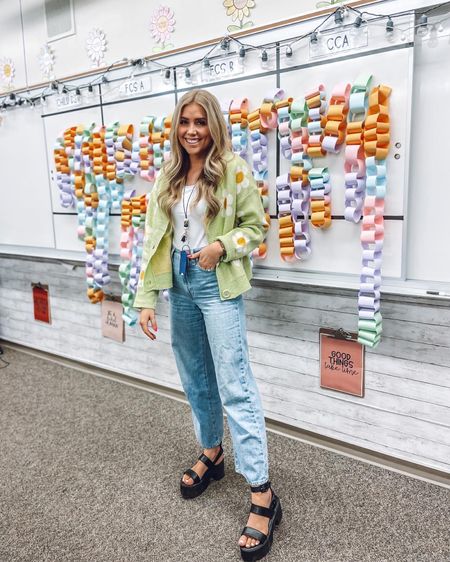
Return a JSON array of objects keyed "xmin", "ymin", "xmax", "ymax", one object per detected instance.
[
  {"xmin": 0, "ymin": 58, "xmax": 15, "ymax": 87},
  {"xmin": 38, "ymin": 44, "xmax": 55, "ymax": 79},
  {"xmin": 150, "ymin": 6, "xmax": 176, "ymax": 52},
  {"xmin": 86, "ymin": 28, "xmax": 107, "ymax": 67},
  {"xmin": 223, "ymin": 0, "xmax": 255, "ymax": 32}
]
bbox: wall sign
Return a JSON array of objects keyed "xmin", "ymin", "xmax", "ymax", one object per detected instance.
[
  {"xmin": 32, "ymin": 283, "xmax": 51, "ymax": 324},
  {"xmin": 119, "ymin": 76, "xmax": 152, "ymax": 97},
  {"xmin": 309, "ymin": 28, "xmax": 368, "ymax": 60},
  {"xmin": 319, "ymin": 328, "xmax": 365, "ymax": 397},
  {"xmin": 201, "ymin": 56, "xmax": 243, "ymax": 82},
  {"xmin": 55, "ymin": 93, "xmax": 82, "ymax": 109},
  {"xmin": 101, "ymin": 299, "xmax": 125, "ymax": 342}
]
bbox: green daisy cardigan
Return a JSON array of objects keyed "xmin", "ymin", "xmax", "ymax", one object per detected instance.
[{"xmin": 133, "ymin": 152, "xmax": 268, "ymax": 309}]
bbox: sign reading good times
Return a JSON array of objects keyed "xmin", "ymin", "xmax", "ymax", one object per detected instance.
[{"xmin": 319, "ymin": 328, "xmax": 365, "ymax": 397}]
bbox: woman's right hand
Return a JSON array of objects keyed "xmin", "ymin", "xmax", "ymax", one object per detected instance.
[{"xmin": 139, "ymin": 308, "xmax": 158, "ymax": 340}]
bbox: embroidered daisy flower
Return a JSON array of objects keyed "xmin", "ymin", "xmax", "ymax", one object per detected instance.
[
  {"xmin": 150, "ymin": 5, "xmax": 176, "ymax": 50},
  {"xmin": 232, "ymin": 231, "xmax": 249, "ymax": 254},
  {"xmin": 86, "ymin": 28, "xmax": 107, "ymax": 67},
  {"xmin": 236, "ymin": 167, "xmax": 250, "ymax": 193},
  {"xmin": 223, "ymin": 0, "xmax": 255, "ymax": 22},
  {"xmin": 0, "ymin": 58, "xmax": 15, "ymax": 87},
  {"xmin": 221, "ymin": 192, "xmax": 234, "ymax": 216},
  {"xmin": 38, "ymin": 44, "xmax": 54, "ymax": 79}
]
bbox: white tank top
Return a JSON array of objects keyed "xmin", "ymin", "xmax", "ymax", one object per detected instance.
[{"xmin": 172, "ymin": 185, "xmax": 209, "ymax": 251}]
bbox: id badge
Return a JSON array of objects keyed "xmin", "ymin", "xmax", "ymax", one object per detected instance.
[{"xmin": 179, "ymin": 250, "xmax": 188, "ymax": 276}]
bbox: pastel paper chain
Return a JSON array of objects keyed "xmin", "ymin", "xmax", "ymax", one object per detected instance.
[
  {"xmin": 290, "ymin": 98, "xmax": 312, "ymax": 260},
  {"xmin": 305, "ymin": 86, "xmax": 331, "ymax": 229},
  {"xmin": 230, "ymin": 98, "xmax": 249, "ymax": 158},
  {"xmin": 139, "ymin": 115, "xmax": 156, "ymax": 181},
  {"xmin": 345, "ymin": 74, "xmax": 372, "ymax": 223},
  {"xmin": 119, "ymin": 190, "xmax": 147, "ymax": 325},
  {"xmin": 358, "ymin": 84, "xmax": 391, "ymax": 348}
]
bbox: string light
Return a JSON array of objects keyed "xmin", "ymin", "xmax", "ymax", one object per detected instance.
[
  {"xmin": 260, "ymin": 49, "xmax": 268, "ymax": 69},
  {"xmin": 417, "ymin": 13, "xmax": 429, "ymax": 36},
  {"xmin": 220, "ymin": 37, "xmax": 230, "ymax": 51},
  {"xmin": 1, "ymin": 3, "xmax": 448, "ymax": 115},
  {"xmin": 354, "ymin": 15, "xmax": 363, "ymax": 28},
  {"xmin": 335, "ymin": 8, "xmax": 344, "ymax": 25}
]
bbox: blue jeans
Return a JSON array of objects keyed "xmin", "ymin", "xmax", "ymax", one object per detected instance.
[{"xmin": 168, "ymin": 248, "xmax": 269, "ymax": 486}]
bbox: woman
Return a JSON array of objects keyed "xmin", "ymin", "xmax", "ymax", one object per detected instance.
[{"xmin": 134, "ymin": 89, "xmax": 282, "ymax": 561}]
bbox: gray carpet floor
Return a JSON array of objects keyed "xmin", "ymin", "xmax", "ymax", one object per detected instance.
[{"xmin": 0, "ymin": 346, "xmax": 449, "ymax": 562}]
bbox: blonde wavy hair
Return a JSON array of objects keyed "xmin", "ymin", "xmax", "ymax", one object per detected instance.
[{"xmin": 157, "ymin": 89, "xmax": 231, "ymax": 226}]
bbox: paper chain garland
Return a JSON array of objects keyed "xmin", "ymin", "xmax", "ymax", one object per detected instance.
[
  {"xmin": 54, "ymin": 85, "xmax": 392, "ymax": 346},
  {"xmin": 54, "ymin": 117, "xmax": 172, "ymax": 308},
  {"xmin": 119, "ymin": 190, "xmax": 147, "ymax": 325},
  {"xmin": 357, "ymin": 85, "xmax": 391, "ymax": 348},
  {"xmin": 345, "ymin": 74, "xmax": 372, "ymax": 223}
]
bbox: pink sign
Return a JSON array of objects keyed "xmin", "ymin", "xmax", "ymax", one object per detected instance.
[
  {"xmin": 320, "ymin": 329, "xmax": 364, "ymax": 397},
  {"xmin": 101, "ymin": 300, "xmax": 125, "ymax": 343}
]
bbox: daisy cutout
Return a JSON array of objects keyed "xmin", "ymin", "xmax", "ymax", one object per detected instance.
[
  {"xmin": 86, "ymin": 28, "xmax": 107, "ymax": 67},
  {"xmin": 222, "ymin": 192, "xmax": 234, "ymax": 217},
  {"xmin": 236, "ymin": 166, "xmax": 250, "ymax": 193},
  {"xmin": 150, "ymin": 5, "xmax": 176, "ymax": 52},
  {"xmin": 38, "ymin": 44, "xmax": 55, "ymax": 79},
  {"xmin": 0, "ymin": 58, "xmax": 15, "ymax": 88},
  {"xmin": 223, "ymin": 0, "xmax": 256, "ymax": 32},
  {"xmin": 232, "ymin": 230, "xmax": 249, "ymax": 254}
]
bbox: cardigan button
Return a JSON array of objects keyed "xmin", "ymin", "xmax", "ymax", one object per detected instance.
[{"xmin": 222, "ymin": 290, "xmax": 231, "ymax": 298}]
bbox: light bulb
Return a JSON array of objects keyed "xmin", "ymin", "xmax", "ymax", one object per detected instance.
[
  {"xmin": 417, "ymin": 13, "xmax": 428, "ymax": 36},
  {"xmin": 386, "ymin": 18, "xmax": 394, "ymax": 33},
  {"xmin": 260, "ymin": 49, "xmax": 268, "ymax": 69},
  {"xmin": 335, "ymin": 8, "xmax": 344, "ymax": 25}
]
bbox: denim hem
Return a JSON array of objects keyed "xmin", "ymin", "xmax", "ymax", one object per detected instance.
[{"xmin": 200, "ymin": 440, "xmax": 223, "ymax": 449}]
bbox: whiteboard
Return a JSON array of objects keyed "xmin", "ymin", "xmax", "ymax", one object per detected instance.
[{"xmin": 1, "ymin": 9, "xmax": 448, "ymax": 291}]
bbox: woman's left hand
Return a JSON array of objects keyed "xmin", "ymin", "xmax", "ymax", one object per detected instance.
[{"xmin": 189, "ymin": 241, "xmax": 224, "ymax": 270}]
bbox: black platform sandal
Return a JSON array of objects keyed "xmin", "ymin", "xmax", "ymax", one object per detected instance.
[
  {"xmin": 180, "ymin": 442, "xmax": 225, "ymax": 499},
  {"xmin": 239, "ymin": 481, "xmax": 282, "ymax": 562}
]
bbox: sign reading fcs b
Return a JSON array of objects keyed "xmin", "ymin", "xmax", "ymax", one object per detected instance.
[{"xmin": 319, "ymin": 328, "xmax": 365, "ymax": 397}]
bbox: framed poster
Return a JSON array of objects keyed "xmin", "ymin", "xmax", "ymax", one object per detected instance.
[
  {"xmin": 319, "ymin": 328, "xmax": 365, "ymax": 397},
  {"xmin": 32, "ymin": 283, "xmax": 51, "ymax": 324}
]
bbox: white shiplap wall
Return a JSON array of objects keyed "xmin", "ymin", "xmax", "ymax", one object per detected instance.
[{"xmin": 1, "ymin": 256, "xmax": 449, "ymax": 474}]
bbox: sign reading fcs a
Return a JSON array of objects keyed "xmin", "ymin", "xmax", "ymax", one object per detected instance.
[
  {"xmin": 119, "ymin": 76, "xmax": 152, "ymax": 97},
  {"xmin": 319, "ymin": 328, "xmax": 365, "ymax": 397}
]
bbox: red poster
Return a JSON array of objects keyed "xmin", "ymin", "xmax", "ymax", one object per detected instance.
[
  {"xmin": 320, "ymin": 328, "xmax": 364, "ymax": 397},
  {"xmin": 32, "ymin": 284, "xmax": 51, "ymax": 324}
]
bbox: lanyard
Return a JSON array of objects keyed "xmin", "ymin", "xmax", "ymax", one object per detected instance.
[{"xmin": 181, "ymin": 184, "xmax": 196, "ymax": 244}]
